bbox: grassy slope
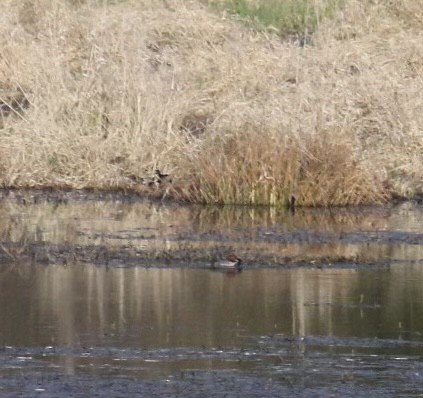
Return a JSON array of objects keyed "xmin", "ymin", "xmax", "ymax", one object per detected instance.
[{"xmin": 0, "ymin": 0, "xmax": 422, "ymax": 206}]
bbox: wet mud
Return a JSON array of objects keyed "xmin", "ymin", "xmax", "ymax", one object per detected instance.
[
  {"xmin": 0, "ymin": 189, "xmax": 422, "ymax": 270},
  {"xmin": 1, "ymin": 189, "xmax": 423, "ymax": 397},
  {"xmin": 1, "ymin": 239, "xmax": 422, "ymax": 270}
]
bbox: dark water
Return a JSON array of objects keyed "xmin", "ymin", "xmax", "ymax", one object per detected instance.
[{"xmin": 0, "ymin": 191, "xmax": 423, "ymax": 396}]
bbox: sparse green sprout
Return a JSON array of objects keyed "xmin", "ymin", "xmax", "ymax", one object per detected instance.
[{"xmin": 205, "ymin": 0, "xmax": 343, "ymax": 35}]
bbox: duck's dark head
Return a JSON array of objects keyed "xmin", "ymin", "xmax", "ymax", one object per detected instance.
[{"xmin": 226, "ymin": 254, "xmax": 242, "ymax": 267}]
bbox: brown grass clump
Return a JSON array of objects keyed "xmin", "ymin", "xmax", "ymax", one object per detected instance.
[
  {"xmin": 0, "ymin": 0, "xmax": 422, "ymax": 205},
  {"xmin": 178, "ymin": 126, "xmax": 386, "ymax": 206}
]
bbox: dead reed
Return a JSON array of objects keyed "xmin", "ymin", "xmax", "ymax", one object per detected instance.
[{"xmin": 0, "ymin": 0, "xmax": 421, "ymax": 205}]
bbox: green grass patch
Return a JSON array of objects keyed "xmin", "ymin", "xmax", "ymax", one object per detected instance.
[{"xmin": 205, "ymin": 0, "xmax": 343, "ymax": 35}]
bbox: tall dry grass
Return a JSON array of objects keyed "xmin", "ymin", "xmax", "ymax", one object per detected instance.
[{"xmin": 0, "ymin": 0, "xmax": 422, "ymax": 205}]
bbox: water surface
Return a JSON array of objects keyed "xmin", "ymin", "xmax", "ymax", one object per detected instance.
[{"xmin": 0, "ymin": 191, "xmax": 423, "ymax": 396}]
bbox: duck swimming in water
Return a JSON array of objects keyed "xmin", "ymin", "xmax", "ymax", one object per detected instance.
[{"xmin": 211, "ymin": 254, "xmax": 242, "ymax": 271}]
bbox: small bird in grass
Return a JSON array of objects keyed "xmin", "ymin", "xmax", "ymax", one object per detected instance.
[
  {"xmin": 138, "ymin": 176, "xmax": 156, "ymax": 187},
  {"xmin": 133, "ymin": 169, "xmax": 172, "ymax": 188},
  {"xmin": 154, "ymin": 169, "xmax": 172, "ymax": 185},
  {"xmin": 211, "ymin": 254, "xmax": 243, "ymax": 271}
]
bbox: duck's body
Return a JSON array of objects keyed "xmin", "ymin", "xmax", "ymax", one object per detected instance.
[{"xmin": 212, "ymin": 254, "xmax": 242, "ymax": 271}]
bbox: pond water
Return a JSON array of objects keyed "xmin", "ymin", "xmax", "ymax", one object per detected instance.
[{"xmin": 0, "ymin": 190, "xmax": 423, "ymax": 397}]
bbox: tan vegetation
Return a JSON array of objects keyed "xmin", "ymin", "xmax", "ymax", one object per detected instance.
[{"xmin": 0, "ymin": 0, "xmax": 422, "ymax": 206}]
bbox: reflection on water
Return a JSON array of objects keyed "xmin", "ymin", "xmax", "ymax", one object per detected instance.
[
  {"xmin": 0, "ymin": 193, "xmax": 423, "ymax": 267},
  {"xmin": 1, "ymin": 193, "xmax": 423, "ymax": 395},
  {"xmin": 1, "ymin": 264, "xmax": 423, "ymax": 348}
]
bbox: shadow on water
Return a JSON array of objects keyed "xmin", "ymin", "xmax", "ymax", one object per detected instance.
[{"xmin": 1, "ymin": 190, "xmax": 423, "ymax": 396}]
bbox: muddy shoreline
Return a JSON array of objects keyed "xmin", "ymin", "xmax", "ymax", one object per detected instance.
[
  {"xmin": 1, "ymin": 188, "xmax": 422, "ymax": 269},
  {"xmin": 1, "ymin": 187, "xmax": 422, "ymax": 206},
  {"xmin": 1, "ymin": 240, "xmax": 422, "ymax": 269}
]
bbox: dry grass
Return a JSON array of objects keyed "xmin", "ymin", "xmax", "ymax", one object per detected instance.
[
  {"xmin": 177, "ymin": 126, "xmax": 387, "ymax": 206},
  {"xmin": 0, "ymin": 0, "xmax": 422, "ymax": 206}
]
